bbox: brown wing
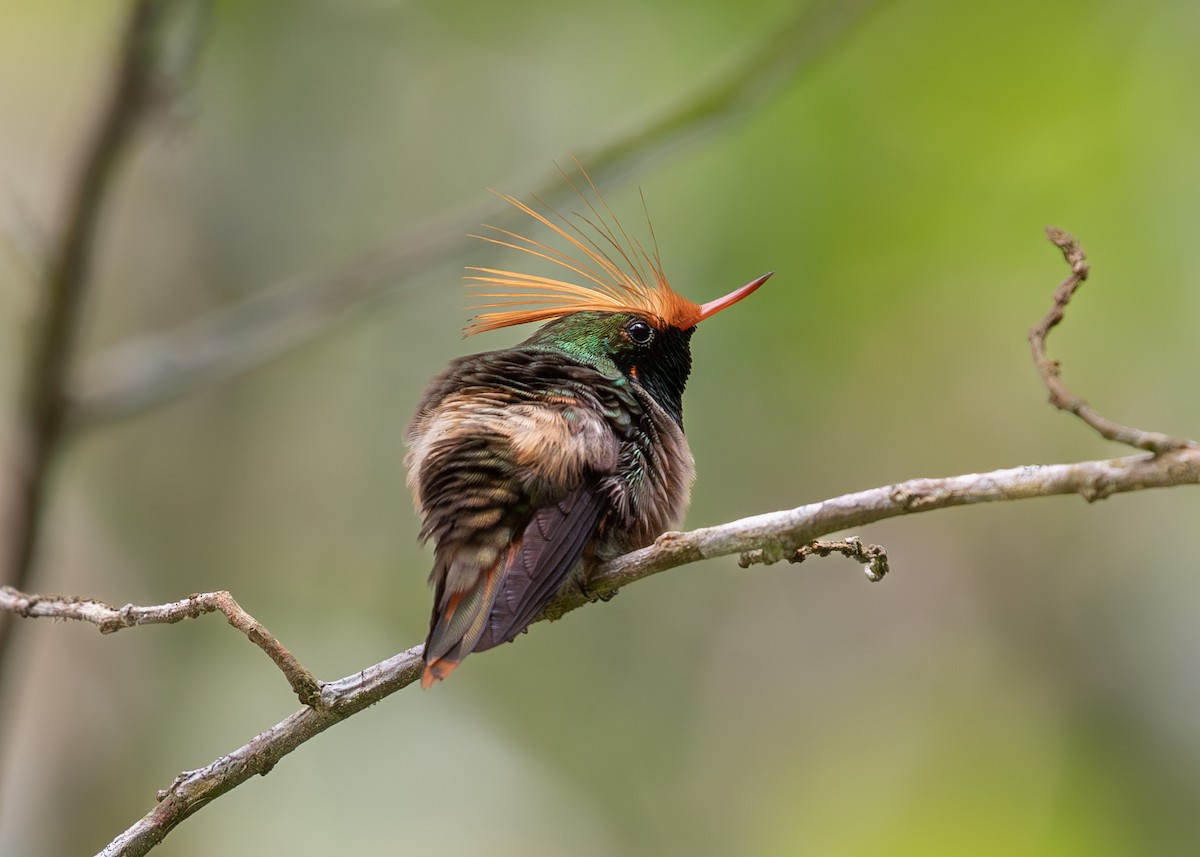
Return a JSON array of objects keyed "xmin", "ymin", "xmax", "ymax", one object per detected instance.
[
  {"xmin": 422, "ymin": 483, "xmax": 605, "ymax": 686},
  {"xmin": 474, "ymin": 483, "xmax": 606, "ymax": 651}
]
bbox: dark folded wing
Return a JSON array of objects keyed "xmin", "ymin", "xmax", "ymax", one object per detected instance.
[{"xmin": 474, "ymin": 483, "xmax": 606, "ymax": 652}]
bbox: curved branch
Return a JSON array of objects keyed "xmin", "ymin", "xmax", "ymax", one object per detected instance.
[
  {"xmin": 68, "ymin": 0, "xmax": 886, "ymax": 430},
  {"xmin": 1030, "ymin": 227, "xmax": 1197, "ymax": 453}
]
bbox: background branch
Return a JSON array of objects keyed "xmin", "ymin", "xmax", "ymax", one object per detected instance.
[
  {"xmin": 0, "ymin": 0, "xmax": 203, "ymax": 678},
  {"xmin": 66, "ymin": 0, "xmax": 886, "ymax": 431}
]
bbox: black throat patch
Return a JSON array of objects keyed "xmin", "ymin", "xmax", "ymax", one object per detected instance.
[{"xmin": 620, "ymin": 326, "xmax": 694, "ymax": 426}]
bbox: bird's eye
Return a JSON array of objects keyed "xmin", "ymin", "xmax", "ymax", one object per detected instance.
[{"xmin": 626, "ymin": 320, "xmax": 654, "ymax": 345}]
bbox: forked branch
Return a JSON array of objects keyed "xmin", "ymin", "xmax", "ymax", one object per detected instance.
[{"xmin": 0, "ymin": 587, "xmax": 319, "ymax": 706}]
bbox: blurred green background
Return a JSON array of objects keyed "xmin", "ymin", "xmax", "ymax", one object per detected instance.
[{"xmin": 3, "ymin": 0, "xmax": 1200, "ymax": 854}]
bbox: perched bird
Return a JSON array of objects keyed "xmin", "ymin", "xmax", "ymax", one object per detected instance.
[{"xmin": 407, "ymin": 171, "xmax": 770, "ymax": 687}]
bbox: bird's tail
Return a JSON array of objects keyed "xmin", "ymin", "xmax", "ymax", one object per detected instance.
[{"xmin": 421, "ymin": 548, "xmax": 510, "ymax": 688}]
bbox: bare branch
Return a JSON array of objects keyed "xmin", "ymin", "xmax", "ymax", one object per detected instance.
[
  {"xmin": 8, "ymin": 446, "xmax": 1168, "ymax": 855},
  {"xmin": 94, "ymin": 644, "xmax": 424, "ymax": 857},
  {"xmin": 0, "ymin": 0, "xmax": 206, "ymax": 674},
  {"xmin": 583, "ymin": 449, "xmax": 1200, "ymax": 598},
  {"xmin": 68, "ymin": 0, "xmax": 886, "ymax": 430},
  {"xmin": 0, "ymin": 587, "xmax": 319, "ymax": 706},
  {"xmin": 1030, "ymin": 227, "xmax": 1197, "ymax": 454},
  {"xmin": 1, "ymin": 455, "xmax": 1192, "ymax": 855}
]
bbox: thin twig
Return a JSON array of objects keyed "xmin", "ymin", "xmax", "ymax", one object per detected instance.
[
  {"xmin": 738, "ymin": 536, "xmax": 890, "ymax": 581},
  {"xmin": 0, "ymin": 587, "xmax": 320, "ymax": 706},
  {"xmin": 1030, "ymin": 227, "xmax": 1197, "ymax": 453},
  {"xmin": 68, "ymin": 0, "xmax": 886, "ymax": 430},
  {"xmin": 0, "ymin": 0, "xmax": 200, "ymax": 677}
]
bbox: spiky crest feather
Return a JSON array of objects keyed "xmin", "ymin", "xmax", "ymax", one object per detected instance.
[{"xmin": 464, "ymin": 164, "xmax": 702, "ymax": 336}]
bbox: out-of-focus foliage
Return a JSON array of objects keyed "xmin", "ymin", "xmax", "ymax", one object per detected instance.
[{"xmin": 2, "ymin": 0, "xmax": 1199, "ymax": 854}]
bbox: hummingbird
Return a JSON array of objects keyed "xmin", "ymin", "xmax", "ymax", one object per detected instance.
[{"xmin": 407, "ymin": 172, "xmax": 770, "ymax": 687}]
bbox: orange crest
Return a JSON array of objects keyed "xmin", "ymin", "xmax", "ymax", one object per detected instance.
[{"xmin": 464, "ymin": 164, "xmax": 703, "ymax": 336}]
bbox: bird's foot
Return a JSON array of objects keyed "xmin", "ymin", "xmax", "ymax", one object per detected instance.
[{"xmin": 576, "ymin": 578, "xmax": 620, "ymax": 604}]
